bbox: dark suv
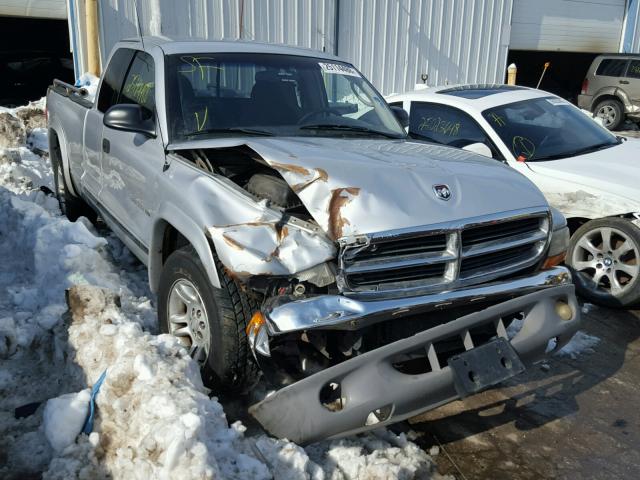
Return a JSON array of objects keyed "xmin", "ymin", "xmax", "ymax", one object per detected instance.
[{"xmin": 578, "ymin": 54, "xmax": 640, "ymax": 130}]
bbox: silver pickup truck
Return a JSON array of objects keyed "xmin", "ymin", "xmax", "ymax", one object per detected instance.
[{"xmin": 47, "ymin": 37, "xmax": 580, "ymax": 444}]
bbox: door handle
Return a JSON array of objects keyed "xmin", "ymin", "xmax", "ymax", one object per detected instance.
[
  {"xmin": 620, "ymin": 80, "xmax": 630, "ymax": 85},
  {"xmin": 102, "ymin": 138, "xmax": 110, "ymax": 153}
]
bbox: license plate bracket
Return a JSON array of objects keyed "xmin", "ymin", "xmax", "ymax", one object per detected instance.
[{"xmin": 448, "ymin": 337, "xmax": 525, "ymax": 397}]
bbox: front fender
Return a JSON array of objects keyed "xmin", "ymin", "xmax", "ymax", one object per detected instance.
[{"xmin": 149, "ymin": 203, "xmax": 221, "ymax": 292}]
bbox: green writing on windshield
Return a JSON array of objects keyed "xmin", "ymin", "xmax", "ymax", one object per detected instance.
[
  {"xmin": 512, "ymin": 135, "xmax": 536, "ymax": 160},
  {"xmin": 419, "ymin": 116, "xmax": 461, "ymax": 136},
  {"xmin": 122, "ymin": 74, "xmax": 154, "ymax": 105},
  {"xmin": 179, "ymin": 56, "xmax": 223, "ymax": 80},
  {"xmin": 630, "ymin": 64, "xmax": 640, "ymax": 75},
  {"xmin": 194, "ymin": 107, "xmax": 208, "ymax": 132},
  {"xmin": 489, "ymin": 112, "xmax": 506, "ymax": 127}
]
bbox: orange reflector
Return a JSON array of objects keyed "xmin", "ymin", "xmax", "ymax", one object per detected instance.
[
  {"xmin": 542, "ymin": 252, "xmax": 566, "ymax": 270},
  {"xmin": 247, "ymin": 311, "xmax": 266, "ymax": 336}
]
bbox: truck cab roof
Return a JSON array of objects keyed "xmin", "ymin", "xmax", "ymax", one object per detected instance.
[{"xmin": 117, "ymin": 35, "xmax": 341, "ymax": 61}]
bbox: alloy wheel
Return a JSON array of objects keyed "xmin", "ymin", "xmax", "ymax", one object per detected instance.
[
  {"xmin": 167, "ymin": 278, "xmax": 211, "ymax": 365},
  {"xmin": 571, "ymin": 226, "xmax": 640, "ymax": 297},
  {"xmin": 596, "ymin": 105, "xmax": 617, "ymax": 128}
]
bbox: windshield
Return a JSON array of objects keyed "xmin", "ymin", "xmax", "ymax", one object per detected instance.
[
  {"xmin": 482, "ymin": 97, "xmax": 619, "ymax": 161},
  {"xmin": 165, "ymin": 53, "xmax": 405, "ymax": 141}
]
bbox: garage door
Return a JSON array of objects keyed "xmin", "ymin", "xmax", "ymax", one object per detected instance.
[
  {"xmin": 0, "ymin": 0, "xmax": 66, "ymax": 19},
  {"xmin": 510, "ymin": 0, "xmax": 625, "ymax": 52}
]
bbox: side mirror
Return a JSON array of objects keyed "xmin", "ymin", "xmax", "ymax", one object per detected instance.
[
  {"xmin": 390, "ymin": 106, "xmax": 409, "ymax": 128},
  {"xmin": 104, "ymin": 104, "xmax": 156, "ymax": 138},
  {"xmin": 463, "ymin": 142, "xmax": 493, "ymax": 158}
]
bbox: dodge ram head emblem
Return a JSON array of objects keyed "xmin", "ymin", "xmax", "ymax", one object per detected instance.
[{"xmin": 433, "ymin": 184, "xmax": 451, "ymax": 201}]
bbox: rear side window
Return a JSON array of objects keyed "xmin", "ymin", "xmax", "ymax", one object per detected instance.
[
  {"xmin": 120, "ymin": 51, "xmax": 156, "ymax": 117},
  {"xmin": 409, "ymin": 102, "xmax": 488, "ymax": 147},
  {"xmin": 97, "ymin": 48, "xmax": 135, "ymax": 113},
  {"xmin": 628, "ymin": 60, "xmax": 640, "ymax": 79},
  {"xmin": 595, "ymin": 59, "xmax": 627, "ymax": 77}
]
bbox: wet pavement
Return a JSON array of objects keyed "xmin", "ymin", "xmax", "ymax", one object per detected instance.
[{"xmin": 408, "ymin": 303, "xmax": 640, "ymax": 479}]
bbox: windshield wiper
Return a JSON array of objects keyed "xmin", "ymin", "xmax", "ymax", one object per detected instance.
[
  {"xmin": 533, "ymin": 141, "xmax": 618, "ymax": 161},
  {"xmin": 299, "ymin": 124, "xmax": 404, "ymax": 139},
  {"xmin": 185, "ymin": 127, "xmax": 274, "ymax": 137}
]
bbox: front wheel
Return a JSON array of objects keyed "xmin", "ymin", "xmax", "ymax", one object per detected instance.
[
  {"xmin": 157, "ymin": 246, "xmax": 260, "ymax": 393},
  {"xmin": 567, "ymin": 218, "xmax": 640, "ymax": 307}
]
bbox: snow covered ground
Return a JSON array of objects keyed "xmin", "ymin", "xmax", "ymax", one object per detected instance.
[{"xmin": 0, "ymin": 101, "xmax": 445, "ymax": 479}]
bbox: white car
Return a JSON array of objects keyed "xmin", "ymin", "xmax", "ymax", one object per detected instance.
[{"xmin": 388, "ymin": 84, "xmax": 640, "ymax": 307}]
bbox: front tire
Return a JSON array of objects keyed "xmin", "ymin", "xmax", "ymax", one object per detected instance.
[
  {"xmin": 567, "ymin": 218, "xmax": 640, "ymax": 307},
  {"xmin": 158, "ymin": 246, "xmax": 260, "ymax": 393},
  {"xmin": 594, "ymin": 99, "xmax": 624, "ymax": 131}
]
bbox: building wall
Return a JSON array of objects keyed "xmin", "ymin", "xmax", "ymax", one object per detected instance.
[
  {"xmin": 623, "ymin": 0, "xmax": 640, "ymax": 53},
  {"xmin": 71, "ymin": 0, "xmax": 511, "ymax": 94},
  {"xmin": 337, "ymin": 0, "xmax": 513, "ymax": 94},
  {"xmin": 0, "ymin": 0, "xmax": 67, "ymax": 19},
  {"xmin": 95, "ymin": 0, "xmax": 335, "ymax": 66}
]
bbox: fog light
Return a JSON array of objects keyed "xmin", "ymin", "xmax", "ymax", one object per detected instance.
[
  {"xmin": 246, "ymin": 312, "xmax": 271, "ymax": 357},
  {"xmin": 555, "ymin": 301, "xmax": 573, "ymax": 321}
]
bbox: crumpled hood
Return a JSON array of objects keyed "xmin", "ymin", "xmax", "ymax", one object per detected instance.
[
  {"xmin": 171, "ymin": 137, "xmax": 549, "ymax": 239},
  {"xmin": 526, "ymin": 139, "xmax": 640, "ymax": 206}
]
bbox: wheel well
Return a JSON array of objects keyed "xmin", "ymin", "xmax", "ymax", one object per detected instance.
[
  {"xmin": 48, "ymin": 129, "xmax": 61, "ymax": 166},
  {"xmin": 161, "ymin": 223, "xmax": 191, "ymax": 264},
  {"xmin": 567, "ymin": 217, "xmax": 589, "ymax": 235},
  {"xmin": 592, "ymin": 94, "xmax": 622, "ymax": 110}
]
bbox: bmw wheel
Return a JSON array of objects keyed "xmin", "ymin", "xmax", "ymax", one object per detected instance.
[{"xmin": 567, "ymin": 218, "xmax": 640, "ymax": 307}]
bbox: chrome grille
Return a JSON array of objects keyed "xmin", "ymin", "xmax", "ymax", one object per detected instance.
[{"xmin": 339, "ymin": 208, "xmax": 550, "ymax": 298}]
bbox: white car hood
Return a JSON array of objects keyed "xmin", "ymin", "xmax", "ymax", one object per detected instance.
[
  {"xmin": 526, "ymin": 139, "xmax": 640, "ymax": 205},
  {"xmin": 171, "ymin": 137, "xmax": 548, "ymax": 239}
]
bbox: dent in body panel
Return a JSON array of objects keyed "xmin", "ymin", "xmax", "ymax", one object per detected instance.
[
  {"xmin": 546, "ymin": 189, "xmax": 640, "ymax": 220},
  {"xmin": 168, "ymin": 152, "xmax": 336, "ymax": 281}
]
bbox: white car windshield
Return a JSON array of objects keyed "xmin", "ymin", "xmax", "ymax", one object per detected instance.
[
  {"xmin": 165, "ymin": 53, "xmax": 405, "ymax": 140},
  {"xmin": 482, "ymin": 97, "xmax": 620, "ymax": 161}
]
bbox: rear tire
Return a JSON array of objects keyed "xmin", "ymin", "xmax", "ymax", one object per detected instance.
[
  {"xmin": 52, "ymin": 154, "xmax": 96, "ymax": 223},
  {"xmin": 566, "ymin": 218, "xmax": 640, "ymax": 308},
  {"xmin": 158, "ymin": 246, "xmax": 260, "ymax": 393},
  {"xmin": 594, "ymin": 99, "xmax": 624, "ymax": 131}
]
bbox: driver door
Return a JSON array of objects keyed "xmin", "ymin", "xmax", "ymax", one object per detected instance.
[{"xmin": 100, "ymin": 50, "xmax": 164, "ymax": 254}]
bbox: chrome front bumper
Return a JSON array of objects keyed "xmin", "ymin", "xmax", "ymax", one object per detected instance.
[
  {"xmin": 250, "ymin": 281, "xmax": 581, "ymax": 444},
  {"xmin": 263, "ymin": 266, "xmax": 571, "ymax": 334}
]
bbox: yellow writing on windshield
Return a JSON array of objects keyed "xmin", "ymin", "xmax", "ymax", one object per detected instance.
[
  {"xmin": 179, "ymin": 56, "xmax": 223, "ymax": 81},
  {"xmin": 195, "ymin": 107, "xmax": 208, "ymax": 131},
  {"xmin": 419, "ymin": 116, "xmax": 461, "ymax": 137},
  {"xmin": 489, "ymin": 112, "xmax": 506, "ymax": 127},
  {"xmin": 123, "ymin": 74, "xmax": 154, "ymax": 105},
  {"xmin": 512, "ymin": 136, "xmax": 536, "ymax": 160}
]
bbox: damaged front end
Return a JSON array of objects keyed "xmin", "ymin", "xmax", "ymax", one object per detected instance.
[{"xmin": 169, "ymin": 141, "xmax": 580, "ymax": 445}]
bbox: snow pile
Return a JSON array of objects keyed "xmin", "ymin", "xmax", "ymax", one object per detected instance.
[
  {"xmin": 0, "ymin": 102, "xmax": 443, "ymax": 479},
  {"xmin": 43, "ymin": 389, "xmax": 91, "ymax": 453},
  {"xmin": 42, "ymin": 284, "xmax": 443, "ymax": 479},
  {"xmin": 555, "ymin": 331, "xmax": 600, "ymax": 359},
  {"xmin": 0, "ymin": 98, "xmax": 47, "ymax": 151}
]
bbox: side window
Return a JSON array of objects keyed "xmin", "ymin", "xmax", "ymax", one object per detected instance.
[
  {"xmin": 120, "ymin": 51, "xmax": 156, "ymax": 118},
  {"xmin": 595, "ymin": 59, "xmax": 628, "ymax": 77},
  {"xmin": 97, "ymin": 48, "xmax": 135, "ymax": 113},
  {"xmin": 409, "ymin": 102, "xmax": 489, "ymax": 148},
  {"xmin": 627, "ymin": 60, "xmax": 640, "ymax": 79}
]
